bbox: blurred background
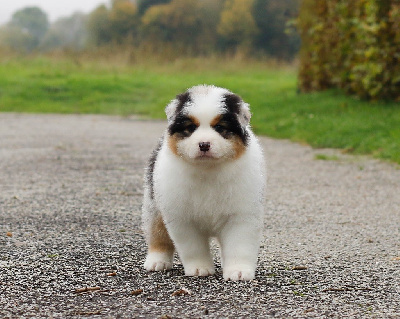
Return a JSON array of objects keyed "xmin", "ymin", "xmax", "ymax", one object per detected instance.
[
  {"xmin": 0, "ymin": 0, "xmax": 300, "ymax": 59},
  {"xmin": 0, "ymin": 0, "xmax": 399, "ymax": 163}
]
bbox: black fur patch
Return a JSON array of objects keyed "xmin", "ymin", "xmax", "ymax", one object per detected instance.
[
  {"xmin": 223, "ymin": 93, "xmax": 242, "ymax": 115},
  {"xmin": 213, "ymin": 113, "xmax": 249, "ymax": 145},
  {"xmin": 216, "ymin": 93, "xmax": 249, "ymax": 145},
  {"xmin": 146, "ymin": 137, "xmax": 163, "ymax": 199},
  {"xmin": 175, "ymin": 91, "xmax": 191, "ymax": 116},
  {"xmin": 168, "ymin": 115, "xmax": 198, "ymax": 138}
]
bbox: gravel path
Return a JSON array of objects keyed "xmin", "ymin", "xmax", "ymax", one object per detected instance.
[{"xmin": 1, "ymin": 113, "xmax": 399, "ymax": 318}]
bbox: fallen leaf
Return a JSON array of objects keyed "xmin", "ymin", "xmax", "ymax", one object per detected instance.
[
  {"xmin": 6, "ymin": 232, "xmax": 12, "ymax": 237},
  {"xmin": 131, "ymin": 289, "xmax": 143, "ymax": 296},
  {"xmin": 172, "ymin": 288, "xmax": 191, "ymax": 296}
]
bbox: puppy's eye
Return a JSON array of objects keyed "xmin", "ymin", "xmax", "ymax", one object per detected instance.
[
  {"xmin": 184, "ymin": 123, "xmax": 197, "ymax": 133},
  {"xmin": 169, "ymin": 115, "xmax": 199, "ymax": 138},
  {"xmin": 213, "ymin": 123, "xmax": 229, "ymax": 133}
]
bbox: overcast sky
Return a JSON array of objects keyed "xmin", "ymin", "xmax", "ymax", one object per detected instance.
[{"xmin": 0, "ymin": 0, "xmax": 107, "ymax": 25}]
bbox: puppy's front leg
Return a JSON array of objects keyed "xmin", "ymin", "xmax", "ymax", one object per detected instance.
[
  {"xmin": 219, "ymin": 219, "xmax": 261, "ymax": 281},
  {"xmin": 144, "ymin": 213, "xmax": 175, "ymax": 272},
  {"xmin": 168, "ymin": 223, "xmax": 215, "ymax": 277}
]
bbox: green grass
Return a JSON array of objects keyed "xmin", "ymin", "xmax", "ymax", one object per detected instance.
[
  {"xmin": 0, "ymin": 55, "xmax": 399, "ymax": 164},
  {"xmin": 314, "ymin": 154, "xmax": 340, "ymax": 161}
]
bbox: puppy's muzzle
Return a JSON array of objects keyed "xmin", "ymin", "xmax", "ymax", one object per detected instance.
[{"xmin": 199, "ymin": 142, "xmax": 211, "ymax": 152}]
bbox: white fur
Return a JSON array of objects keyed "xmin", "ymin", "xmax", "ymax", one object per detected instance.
[{"xmin": 143, "ymin": 85, "xmax": 265, "ymax": 281}]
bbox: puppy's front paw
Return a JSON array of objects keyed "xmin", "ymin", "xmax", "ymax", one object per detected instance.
[
  {"xmin": 144, "ymin": 252, "xmax": 173, "ymax": 271},
  {"xmin": 184, "ymin": 265, "xmax": 215, "ymax": 277},
  {"xmin": 223, "ymin": 267, "xmax": 255, "ymax": 281}
]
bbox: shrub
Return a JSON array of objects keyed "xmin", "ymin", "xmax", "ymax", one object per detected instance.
[{"xmin": 298, "ymin": 0, "xmax": 400, "ymax": 101}]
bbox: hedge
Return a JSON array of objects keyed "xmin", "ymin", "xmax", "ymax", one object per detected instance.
[{"xmin": 298, "ymin": 0, "xmax": 400, "ymax": 100}]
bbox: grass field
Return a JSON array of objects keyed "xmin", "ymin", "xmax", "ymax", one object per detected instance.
[{"xmin": 0, "ymin": 54, "xmax": 399, "ymax": 164}]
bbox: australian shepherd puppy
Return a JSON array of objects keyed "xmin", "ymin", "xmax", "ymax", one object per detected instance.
[{"xmin": 142, "ymin": 85, "xmax": 265, "ymax": 281}]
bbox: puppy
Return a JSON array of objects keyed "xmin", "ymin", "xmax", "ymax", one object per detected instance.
[{"xmin": 142, "ymin": 85, "xmax": 265, "ymax": 281}]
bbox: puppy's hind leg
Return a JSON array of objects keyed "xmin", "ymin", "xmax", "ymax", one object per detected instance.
[{"xmin": 143, "ymin": 201, "xmax": 175, "ymax": 271}]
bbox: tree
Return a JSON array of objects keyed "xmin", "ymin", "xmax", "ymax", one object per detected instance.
[
  {"xmin": 40, "ymin": 13, "xmax": 88, "ymax": 51},
  {"xmin": 10, "ymin": 6, "xmax": 49, "ymax": 40},
  {"xmin": 3, "ymin": 6, "xmax": 49, "ymax": 51},
  {"xmin": 137, "ymin": 0, "xmax": 172, "ymax": 16},
  {"xmin": 141, "ymin": 0, "xmax": 209, "ymax": 52},
  {"xmin": 87, "ymin": 1, "xmax": 139, "ymax": 46},
  {"xmin": 196, "ymin": 0, "xmax": 225, "ymax": 52},
  {"xmin": 217, "ymin": 0, "xmax": 259, "ymax": 50},
  {"xmin": 252, "ymin": 0, "xmax": 300, "ymax": 59},
  {"xmin": 87, "ymin": 5, "xmax": 112, "ymax": 46},
  {"xmin": 0, "ymin": 25, "xmax": 37, "ymax": 52},
  {"xmin": 108, "ymin": 0, "xmax": 139, "ymax": 44}
]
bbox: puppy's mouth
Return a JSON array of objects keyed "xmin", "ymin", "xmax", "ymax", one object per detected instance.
[{"xmin": 196, "ymin": 151, "xmax": 217, "ymax": 160}]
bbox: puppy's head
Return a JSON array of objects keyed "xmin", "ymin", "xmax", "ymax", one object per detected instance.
[{"xmin": 165, "ymin": 85, "xmax": 251, "ymax": 164}]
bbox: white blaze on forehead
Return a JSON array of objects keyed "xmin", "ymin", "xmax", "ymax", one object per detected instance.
[{"xmin": 185, "ymin": 85, "xmax": 230, "ymax": 124}]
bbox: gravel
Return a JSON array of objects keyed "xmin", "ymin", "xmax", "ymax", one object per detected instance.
[{"xmin": 0, "ymin": 113, "xmax": 399, "ymax": 318}]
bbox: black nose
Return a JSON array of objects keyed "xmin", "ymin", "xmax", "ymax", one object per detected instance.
[{"xmin": 199, "ymin": 142, "xmax": 210, "ymax": 152}]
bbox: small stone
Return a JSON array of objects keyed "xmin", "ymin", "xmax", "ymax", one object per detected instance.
[
  {"xmin": 292, "ymin": 265, "xmax": 308, "ymax": 270},
  {"xmin": 75, "ymin": 287, "xmax": 101, "ymax": 294}
]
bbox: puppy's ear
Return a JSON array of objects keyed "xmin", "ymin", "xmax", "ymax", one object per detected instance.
[
  {"xmin": 239, "ymin": 101, "xmax": 252, "ymax": 127},
  {"xmin": 165, "ymin": 99, "xmax": 178, "ymax": 124},
  {"xmin": 165, "ymin": 91, "xmax": 191, "ymax": 124},
  {"xmin": 224, "ymin": 93, "xmax": 252, "ymax": 127}
]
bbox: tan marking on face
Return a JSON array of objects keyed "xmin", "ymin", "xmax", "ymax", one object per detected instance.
[
  {"xmin": 168, "ymin": 115, "xmax": 200, "ymax": 156},
  {"xmin": 149, "ymin": 214, "xmax": 175, "ymax": 253},
  {"xmin": 168, "ymin": 135, "xmax": 180, "ymax": 156},
  {"xmin": 231, "ymin": 135, "xmax": 247, "ymax": 159},
  {"xmin": 212, "ymin": 114, "xmax": 246, "ymax": 159},
  {"xmin": 189, "ymin": 115, "xmax": 200, "ymax": 127},
  {"xmin": 210, "ymin": 115, "xmax": 222, "ymax": 127}
]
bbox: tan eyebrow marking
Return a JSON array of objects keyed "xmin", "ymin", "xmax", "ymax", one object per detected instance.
[
  {"xmin": 210, "ymin": 115, "xmax": 222, "ymax": 127},
  {"xmin": 189, "ymin": 115, "xmax": 200, "ymax": 126}
]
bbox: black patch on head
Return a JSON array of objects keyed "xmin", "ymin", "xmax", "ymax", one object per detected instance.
[
  {"xmin": 217, "ymin": 93, "xmax": 249, "ymax": 145},
  {"xmin": 168, "ymin": 115, "xmax": 198, "ymax": 138},
  {"xmin": 175, "ymin": 91, "xmax": 192, "ymax": 116},
  {"xmin": 213, "ymin": 113, "xmax": 249, "ymax": 145},
  {"xmin": 223, "ymin": 93, "xmax": 242, "ymax": 115},
  {"xmin": 146, "ymin": 137, "xmax": 163, "ymax": 199}
]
